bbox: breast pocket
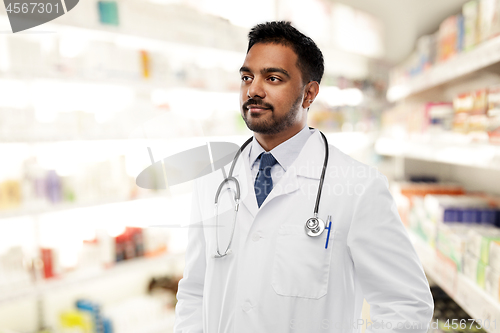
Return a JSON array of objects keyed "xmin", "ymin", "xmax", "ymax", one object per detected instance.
[{"xmin": 271, "ymin": 224, "xmax": 334, "ymax": 299}]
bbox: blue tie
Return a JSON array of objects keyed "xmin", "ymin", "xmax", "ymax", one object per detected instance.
[{"xmin": 254, "ymin": 152, "xmax": 278, "ymax": 208}]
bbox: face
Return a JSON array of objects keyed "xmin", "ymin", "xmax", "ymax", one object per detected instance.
[{"xmin": 239, "ymin": 43, "xmax": 307, "ymax": 136}]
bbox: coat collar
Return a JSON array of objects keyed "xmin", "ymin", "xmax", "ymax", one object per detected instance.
[
  {"xmin": 230, "ymin": 129, "xmax": 327, "ymax": 217},
  {"xmin": 232, "ymin": 129, "xmax": 326, "ymax": 179}
]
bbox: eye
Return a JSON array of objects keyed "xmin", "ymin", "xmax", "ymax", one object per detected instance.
[
  {"xmin": 268, "ymin": 77, "xmax": 281, "ymax": 82},
  {"xmin": 241, "ymin": 75, "xmax": 252, "ymax": 82}
]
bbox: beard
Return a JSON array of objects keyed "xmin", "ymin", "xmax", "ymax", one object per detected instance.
[{"xmin": 241, "ymin": 94, "xmax": 302, "ymax": 135}]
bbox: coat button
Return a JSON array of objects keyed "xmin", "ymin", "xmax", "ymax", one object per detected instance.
[
  {"xmin": 252, "ymin": 233, "xmax": 260, "ymax": 241},
  {"xmin": 242, "ymin": 302, "xmax": 252, "ymax": 312}
]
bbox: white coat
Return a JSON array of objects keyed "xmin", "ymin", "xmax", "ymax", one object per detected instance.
[{"xmin": 174, "ymin": 129, "xmax": 434, "ymax": 333}]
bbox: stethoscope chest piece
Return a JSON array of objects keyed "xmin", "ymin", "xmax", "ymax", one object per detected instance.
[{"xmin": 305, "ymin": 217, "xmax": 325, "ymax": 237}]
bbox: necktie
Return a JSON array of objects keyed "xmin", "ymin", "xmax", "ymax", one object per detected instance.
[{"xmin": 254, "ymin": 152, "xmax": 278, "ymax": 208}]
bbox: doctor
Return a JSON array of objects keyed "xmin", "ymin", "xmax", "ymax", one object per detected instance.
[{"xmin": 174, "ymin": 21, "xmax": 434, "ymax": 333}]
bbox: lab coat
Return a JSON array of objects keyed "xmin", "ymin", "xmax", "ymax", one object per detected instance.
[{"xmin": 174, "ymin": 129, "xmax": 434, "ymax": 333}]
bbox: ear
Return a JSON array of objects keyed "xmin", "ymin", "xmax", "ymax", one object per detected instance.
[{"xmin": 302, "ymin": 81, "xmax": 320, "ymax": 109}]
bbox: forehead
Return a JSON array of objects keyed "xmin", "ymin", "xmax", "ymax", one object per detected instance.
[{"xmin": 242, "ymin": 43, "xmax": 300, "ymax": 74}]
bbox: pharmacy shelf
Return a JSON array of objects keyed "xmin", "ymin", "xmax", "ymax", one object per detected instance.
[
  {"xmin": 0, "ymin": 252, "xmax": 182, "ymax": 305},
  {"xmin": 0, "ymin": 192, "xmax": 170, "ymax": 219},
  {"xmin": 409, "ymin": 231, "xmax": 500, "ymax": 333},
  {"xmin": 0, "ymin": 9, "xmax": 245, "ymax": 54},
  {"xmin": 375, "ymin": 137, "xmax": 500, "ymax": 170},
  {"xmin": 387, "ymin": 35, "xmax": 500, "ymax": 102}
]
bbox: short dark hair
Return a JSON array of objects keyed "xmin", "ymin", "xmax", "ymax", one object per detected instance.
[{"xmin": 247, "ymin": 21, "xmax": 324, "ymax": 85}]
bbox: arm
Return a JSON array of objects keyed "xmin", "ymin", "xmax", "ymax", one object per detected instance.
[
  {"xmin": 174, "ymin": 180, "xmax": 206, "ymax": 333},
  {"xmin": 346, "ymin": 174, "xmax": 434, "ymax": 333}
]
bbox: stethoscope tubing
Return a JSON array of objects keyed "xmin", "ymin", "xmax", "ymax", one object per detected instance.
[{"xmin": 314, "ymin": 130, "xmax": 329, "ymax": 217}]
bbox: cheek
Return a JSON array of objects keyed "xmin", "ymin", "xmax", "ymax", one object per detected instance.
[{"xmin": 272, "ymin": 90, "xmax": 300, "ymax": 111}]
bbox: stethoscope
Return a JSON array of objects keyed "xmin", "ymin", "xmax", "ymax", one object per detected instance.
[{"xmin": 213, "ymin": 128, "xmax": 330, "ymax": 258}]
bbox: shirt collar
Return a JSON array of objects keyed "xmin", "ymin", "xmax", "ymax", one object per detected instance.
[{"xmin": 248, "ymin": 125, "xmax": 312, "ymax": 171}]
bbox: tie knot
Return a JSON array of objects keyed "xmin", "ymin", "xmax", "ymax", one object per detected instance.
[{"xmin": 258, "ymin": 152, "xmax": 277, "ymax": 171}]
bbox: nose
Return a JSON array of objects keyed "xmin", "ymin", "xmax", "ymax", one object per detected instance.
[{"xmin": 247, "ymin": 77, "xmax": 266, "ymax": 99}]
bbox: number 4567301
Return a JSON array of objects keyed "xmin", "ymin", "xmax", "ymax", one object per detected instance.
[
  {"xmin": 443, "ymin": 319, "xmax": 496, "ymax": 330},
  {"xmin": 6, "ymin": 2, "xmax": 60, "ymax": 14}
]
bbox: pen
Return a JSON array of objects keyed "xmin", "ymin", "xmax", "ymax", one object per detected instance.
[{"xmin": 325, "ymin": 215, "xmax": 332, "ymax": 249}]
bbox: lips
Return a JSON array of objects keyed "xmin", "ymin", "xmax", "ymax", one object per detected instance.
[
  {"xmin": 247, "ymin": 105, "xmax": 269, "ymax": 111},
  {"xmin": 243, "ymin": 99, "xmax": 273, "ymax": 114}
]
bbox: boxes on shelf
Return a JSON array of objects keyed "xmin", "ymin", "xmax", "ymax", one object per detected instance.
[
  {"xmin": 399, "ymin": 182, "xmax": 465, "ymax": 204},
  {"xmin": 490, "ymin": 240, "xmax": 500, "ymax": 272},
  {"xmin": 490, "ymin": 0, "xmax": 500, "ymax": 38},
  {"xmin": 60, "ymin": 299, "xmax": 113, "ymax": 333},
  {"xmin": 463, "ymin": 251, "xmax": 480, "ymax": 282},
  {"xmin": 424, "ymin": 194, "xmax": 494, "ymax": 224},
  {"xmin": 462, "ymin": 249, "xmax": 490, "ymax": 291},
  {"xmin": 463, "ymin": 0, "xmax": 480, "ymax": 50},
  {"xmin": 143, "ymin": 227, "xmax": 169, "ymax": 257},
  {"xmin": 466, "ymin": 227, "xmax": 500, "ymax": 264},
  {"xmin": 478, "ymin": 0, "xmax": 500, "ymax": 42},
  {"xmin": 384, "ymin": 83, "xmax": 500, "ymax": 143},
  {"xmin": 457, "ymin": 14, "xmax": 465, "ymax": 53},
  {"xmin": 450, "ymin": 88, "xmax": 490, "ymax": 136},
  {"xmin": 395, "ymin": 182, "xmax": 465, "ymax": 246},
  {"xmin": 426, "ymin": 102, "xmax": 454, "ymax": 133},
  {"xmin": 0, "ymin": 180, "xmax": 22, "ymax": 210},
  {"xmin": 389, "ymin": 0, "xmax": 500, "ymax": 91},
  {"xmin": 477, "ymin": 259, "xmax": 488, "ymax": 289},
  {"xmin": 59, "ymin": 309, "xmax": 94, "ymax": 333},
  {"xmin": 487, "ymin": 84, "xmax": 500, "ymax": 143},
  {"xmin": 438, "ymin": 15, "xmax": 459, "ymax": 62},
  {"xmin": 408, "ymin": 197, "xmax": 437, "ymax": 246},
  {"xmin": 114, "ymin": 227, "xmax": 144, "ymax": 262},
  {"xmin": 469, "ymin": 89, "xmax": 489, "ymax": 134},
  {"xmin": 478, "ymin": 0, "xmax": 498, "ymax": 42},
  {"xmin": 485, "ymin": 264, "xmax": 500, "ymax": 301},
  {"xmin": 436, "ymin": 223, "xmax": 470, "ymax": 272},
  {"xmin": 453, "ymin": 91, "xmax": 473, "ymax": 133},
  {"xmin": 0, "ymin": 153, "xmax": 138, "ymax": 214},
  {"xmin": 416, "ymin": 34, "xmax": 435, "ymax": 71}
]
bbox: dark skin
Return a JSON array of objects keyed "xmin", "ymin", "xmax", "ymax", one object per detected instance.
[{"xmin": 239, "ymin": 42, "xmax": 320, "ymax": 151}]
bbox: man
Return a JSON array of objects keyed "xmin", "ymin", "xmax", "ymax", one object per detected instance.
[{"xmin": 174, "ymin": 21, "xmax": 434, "ymax": 333}]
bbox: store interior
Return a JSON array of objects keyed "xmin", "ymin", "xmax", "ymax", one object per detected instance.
[{"xmin": 1, "ymin": 0, "xmax": 500, "ymax": 332}]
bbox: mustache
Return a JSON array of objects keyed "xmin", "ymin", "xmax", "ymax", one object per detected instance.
[{"xmin": 242, "ymin": 98, "xmax": 273, "ymax": 111}]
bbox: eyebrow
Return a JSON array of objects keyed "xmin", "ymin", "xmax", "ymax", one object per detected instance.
[{"xmin": 239, "ymin": 66, "xmax": 290, "ymax": 79}]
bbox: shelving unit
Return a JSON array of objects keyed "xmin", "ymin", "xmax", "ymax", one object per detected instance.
[
  {"xmin": 0, "ymin": 192, "xmax": 170, "ymax": 219},
  {"xmin": 382, "ymin": 8, "xmax": 500, "ymax": 328},
  {"xmin": 375, "ymin": 136, "xmax": 500, "ymax": 171},
  {"xmin": 409, "ymin": 231, "xmax": 500, "ymax": 333},
  {"xmin": 0, "ymin": 252, "xmax": 181, "ymax": 306},
  {"xmin": 387, "ymin": 34, "xmax": 500, "ymax": 102}
]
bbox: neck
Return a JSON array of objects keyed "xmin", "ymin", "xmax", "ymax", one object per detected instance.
[{"xmin": 254, "ymin": 124, "xmax": 306, "ymax": 151}]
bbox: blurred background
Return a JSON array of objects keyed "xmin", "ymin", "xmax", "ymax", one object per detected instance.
[{"xmin": 1, "ymin": 0, "xmax": 500, "ymax": 332}]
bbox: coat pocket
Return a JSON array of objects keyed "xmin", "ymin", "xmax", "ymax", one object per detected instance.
[{"xmin": 271, "ymin": 224, "xmax": 334, "ymax": 299}]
